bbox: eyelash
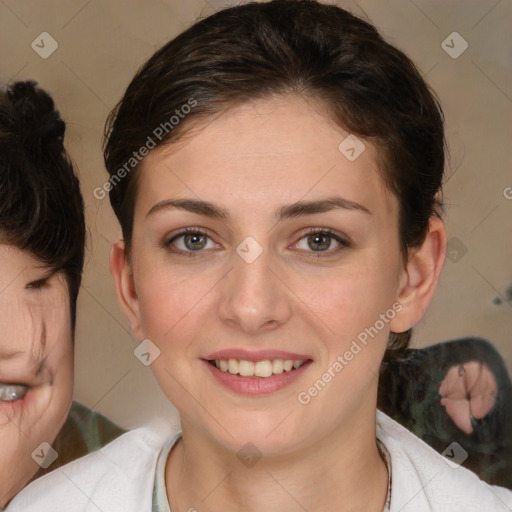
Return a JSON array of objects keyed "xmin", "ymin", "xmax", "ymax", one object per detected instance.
[
  {"xmin": 163, "ymin": 227, "xmax": 350, "ymax": 258},
  {"xmin": 26, "ymin": 279, "xmax": 49, "ymax": 290}
]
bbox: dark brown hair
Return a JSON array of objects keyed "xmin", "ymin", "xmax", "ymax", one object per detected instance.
[
  {"xmin": 0, "ymin": 80, "xmax": 85, "ymax": 327},
  {"xmin": 103, "ymin": 0, "xmax": 445, "ymax": 358}
]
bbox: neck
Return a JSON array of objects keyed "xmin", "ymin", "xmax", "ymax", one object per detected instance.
[{"xmin": 166, "ymin": 411, "xmax": 388, "ymax": 512}]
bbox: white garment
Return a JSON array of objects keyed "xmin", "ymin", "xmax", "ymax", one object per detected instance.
[{"xmin": 7, "ymin": 410, "xmax": 512, "ymax": 512}]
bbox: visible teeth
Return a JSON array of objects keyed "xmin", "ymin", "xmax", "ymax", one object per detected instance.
[
  {"xmin": 255, "ymin": 360, "xmax": 273, "ymax": 378},
  {"xmin": 272, "ymin": 359, "xmax": 284, "ymax": 374},
  {"xmin": 213, "ymin": 358, "xmax": 306, "ymax": 378},
  {"xmin": 283, "ymin": 360, "xmax": 293, "ymax": 371},
  {"xmin": 228, "ymin": 359, "xmax": 239, "ymax": 374},
  {"xmin": 0, "ymin": 384, "xmax": 28, "ymax": 401},
  {"xmin": 238, "ymin": 360, "xmax": 255, "ymax": 377}
]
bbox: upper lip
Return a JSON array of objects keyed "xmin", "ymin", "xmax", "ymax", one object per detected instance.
[{"xmin": 204, "ymin": 349, "xmax": 312, "ymax": 362}]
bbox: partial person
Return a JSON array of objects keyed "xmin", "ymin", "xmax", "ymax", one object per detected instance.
[{"xmin": 0, "ymin": 81, "xmax": 123, "ymax": 510}]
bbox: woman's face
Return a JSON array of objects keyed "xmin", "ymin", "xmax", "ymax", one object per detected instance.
[
  {"xmin": 0, "ymin": 245, "xmax": 73, "ymax": 506},
  {"xmin": 119, "ymin": 95, "xmax": 412, "ymax": 455}
]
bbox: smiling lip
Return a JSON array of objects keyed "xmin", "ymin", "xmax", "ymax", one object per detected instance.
[{"xmin": 203, "ymin": 349, "xmax": 312, "ymax": 395}]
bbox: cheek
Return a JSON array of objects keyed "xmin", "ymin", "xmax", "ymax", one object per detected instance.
[
  {"xmin": 50, "ymin": 332, "xmax": 74, "ymax": 397},
  {"xmin": 301, "ymin": 257, "xmax": 399, "ymax": 340},
  {"xmin": 42, "ymin": 298, "xmax": 74, "ymax": 371},
  {"xmin": 0, "ymin": 299, "xmax": 32, "ymax": 342},
  {"xmin": 36, "ymin": 305, "xmax": 74, "ymax": 430},
  {"xmin": 136, "ymin": 265, "xmax": 216, "ymax": 340},
  {"xmin": 28, "ymin": 356, "xmax": 73, "ymax": 451}
]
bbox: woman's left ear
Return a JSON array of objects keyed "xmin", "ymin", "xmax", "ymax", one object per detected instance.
[{"xmin": 389, "ymin": 216, "xmax": 447, "ymax": 333}]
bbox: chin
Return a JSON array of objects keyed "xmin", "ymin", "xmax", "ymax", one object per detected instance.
[{"xmin": 199, "ymin": 410, "xmax": 306, "ymax": 458}]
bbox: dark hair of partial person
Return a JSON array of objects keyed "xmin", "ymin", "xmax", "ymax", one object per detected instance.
[
  {"xmin": 103, "ymin": 0, "xmax": 446, "ymax": 361},
  {"xmin": 0, "ymin": 80, "xmax": 85, "ymax": 328}
]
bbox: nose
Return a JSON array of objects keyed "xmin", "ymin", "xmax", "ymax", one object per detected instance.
[{"xmin": 218, "ymin": 245, "xmax": 293, "ymax": 335}]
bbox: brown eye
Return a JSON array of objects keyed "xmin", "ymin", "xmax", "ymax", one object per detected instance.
[
  {"xmin": 183, "ymin": 232, "xmax": 208, "ymax": 251},
  {"xmin": 307, "ymin": 233, "xmax": 332, "ymax": 251},
  {"xmin": 295, "ymin": 229, "xmax": 348, "ymax": 255},
  {"xmin": 26, "ymin": 279, "xmax": 48, "ymax": 290}
]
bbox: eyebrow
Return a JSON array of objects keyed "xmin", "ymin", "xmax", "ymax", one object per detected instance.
[{"xmin": 146, "ymin": 196, "xmax": 371, "ymax": 222}]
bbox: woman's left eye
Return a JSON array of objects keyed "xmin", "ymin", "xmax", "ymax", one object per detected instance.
[
  {"xmin": 0, "ymin": 384, "xmax": 29, "ymax": 402},
  {"xmin": 294, "ymin": 229, "xmax": 348, "ymax": 255}
]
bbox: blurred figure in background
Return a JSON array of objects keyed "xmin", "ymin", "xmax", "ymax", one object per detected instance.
[
  {"xmin": 0, "ymin": 80, "xmax": 123, "ymax": 509},
  {"xmin": 379, "ymin": 336, "xmax": 512, "ymax": 489}
]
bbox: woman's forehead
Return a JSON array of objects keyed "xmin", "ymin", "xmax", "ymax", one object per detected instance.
[{"xmin": 136, "ymin": 96, "xmax": 397, "ymax": 220}]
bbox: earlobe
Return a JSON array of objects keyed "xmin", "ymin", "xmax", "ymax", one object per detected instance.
[
  {"xmin": 390, "ymin": 217, "xmax": 447, "ymax": 333},
  {"xmin": 109, "ymin": 240, "xmax": 143, "ymax": 339}
]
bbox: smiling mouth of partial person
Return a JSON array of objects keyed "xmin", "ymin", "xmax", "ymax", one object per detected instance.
[
  {"xmin": 0, "ymin": 382, "xmax": 32, "ymax": 405},
  {"xmin": 207, "ymin": 358, "xmax": 311, "ymax": 378},
  {"xmin": 0, "ymin": 383, "xmax": 30, "ymax": 402}
]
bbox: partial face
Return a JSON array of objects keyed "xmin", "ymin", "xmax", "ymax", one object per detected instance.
[
  {"xmin": 120, "ymin": 96, "xmax": 409, "ymax": 455},
  {"xmin": 0, "ymin": 245, "xmax": 73, "ymax": 506}
]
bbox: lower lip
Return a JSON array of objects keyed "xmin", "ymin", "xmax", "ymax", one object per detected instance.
[{"xmin": 203, "ymin": 360, "xmax": 312, "ymax": 395}]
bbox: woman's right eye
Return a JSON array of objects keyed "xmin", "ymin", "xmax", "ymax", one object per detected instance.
[
  {"xmin": 0, "ymin": 384, "xmax": 29, "ymax": 402},
  {"xmin": 165, "ymin": 229, "xmax": 219, "ymax": 255}
]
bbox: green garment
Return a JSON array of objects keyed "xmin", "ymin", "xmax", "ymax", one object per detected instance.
[{"xmin": 31, "ymin": 401, "xmax": 125, "ymax": 481}]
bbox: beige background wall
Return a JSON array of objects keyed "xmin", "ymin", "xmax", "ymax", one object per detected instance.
[{"xmin": 1, "ymin": 0, "xmax": 510, "ymax": 429}]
